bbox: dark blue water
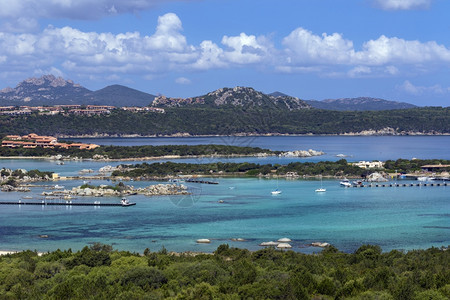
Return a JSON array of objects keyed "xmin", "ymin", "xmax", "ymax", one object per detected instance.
[{"xmin": 71, "ymin": 136, "xmax": 450, "ymax": 161}]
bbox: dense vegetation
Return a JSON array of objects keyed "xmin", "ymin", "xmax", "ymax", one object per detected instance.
[
  {"xmin": 0, "ymin": 244, "xmax": 448, "ymax": 299},
  {"xmin": 0, "ymin": 144, "xmax": 276, "ymax": 159},
  {"xmin": 0, "ymin": 107, "xmax": 448, "ymax": 136},
  {"xmin": 112, "ymin": 160, "xmax": 371, "ymax": 178},
  {"xmin": 383, "ymin": 159, "xmax": 450, "ymax": 173}
]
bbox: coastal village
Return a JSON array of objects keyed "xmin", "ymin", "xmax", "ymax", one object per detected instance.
[{"xmin": 0, "ymin": 105, "xmax": 165, "ymax": 116}]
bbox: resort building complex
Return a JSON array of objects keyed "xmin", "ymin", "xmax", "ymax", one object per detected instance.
[{"xmin": 1, "ymin": 133, "xmax": 99, "ymax": 150}]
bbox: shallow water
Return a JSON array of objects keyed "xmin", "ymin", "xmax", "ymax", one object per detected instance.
[
  {"xmin": 1, "ymin": 135, "xmax": 448, "ymax": 253},
  {"xmin": 0, "ymin": 177, "xmax": 448, "ymax": 254}
]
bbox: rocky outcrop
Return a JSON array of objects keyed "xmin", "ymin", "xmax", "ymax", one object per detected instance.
[
  {"xmin": 67, "ymin": 183, "xmax": 189, "ymax": 197},
  {"xmin": 152, "ymin": 87, "xmax": 311, "ymax": 110},
  {"xmin": 1, "ymin": 185, "xmax": 31, "ymax": 192},
  {"xmin": 280, "ymin": 149, "xmax": 325, "ymax": 157},
  {"xmin": 367, "ymin": 172, "xmax": 389, "ymax": 182}
]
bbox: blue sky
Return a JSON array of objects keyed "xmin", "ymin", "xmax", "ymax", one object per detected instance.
[{"xmin": 0, "ymin": 0, "xmax": 449, "ymax": 106}]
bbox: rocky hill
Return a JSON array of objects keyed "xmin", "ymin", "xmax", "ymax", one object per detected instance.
[
  {"xmin": 270, "ymin": 92, "xmax": 416, "ymax": 111},
  {"xmin": 0, "ymin": 75, "xmax": 91, "ymax": 105},
  {"xmin": 305, "ymin": 97, "xmax": 416, "ymax": 111},
  {"xmin": 153, "ymin": 87, "xmax": 311, "ymax": 110},
  {"xmin": 0, "ymin": 75, "xmax": 155, "ymax": 107},
  {"xmin": 87, "ymin": 85, "xmax": 156, "ymax": 107}
]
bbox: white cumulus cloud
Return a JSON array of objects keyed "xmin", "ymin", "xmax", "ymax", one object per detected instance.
[
  {"xmin": 0, "ymin": 13, "xmax": 449, "ymax": 83},
  {"xmin": 282, "ymin": 28, "xmax": 355, "ymax": 65},
  {"xmin": 374, "ymin": 0, "xmax": 432, "ymax": 10},
  {"xmin": 221, "ymin": 33, "xmax": 271, "ymax": 64},
  {"xmin": 398, "ymin": 80, "xmax": 448, "ymax": 95},
  {"xmin": 279, "ymin": 27, "xmax": 450, "ymax": 76},
  {"xmin": 175, "ymin": 77, "xmax": 191, "ymax": 84}
]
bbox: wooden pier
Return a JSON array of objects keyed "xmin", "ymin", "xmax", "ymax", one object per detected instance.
[
  {"xmin": 186, "ymin": 179, "xmax": 219, "ymax": 184},
  {"xmin": 347, "ymin": 182, "xmax": 448, "ymax": 188},
  {"xmin": 0, "ymin": 201, "xmax": 135, "ymax": 207}
]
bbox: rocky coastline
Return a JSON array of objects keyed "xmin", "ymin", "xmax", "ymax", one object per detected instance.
[{"xmin": 58, "ymin": 129, "xmax": 450, "ymax": 139}]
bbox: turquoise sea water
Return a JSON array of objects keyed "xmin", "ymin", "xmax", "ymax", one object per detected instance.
[
  {"xmin": 0, "ymin": 177, "xmax": 448, "ymax": 254},
  {"xmin": 0, "ymin": 136, "xmax": 449, "ymax": 253}
]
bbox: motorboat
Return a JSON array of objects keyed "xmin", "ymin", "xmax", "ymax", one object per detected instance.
[
  {"xmin": 417, "ymin": 176, "xmax": 435, "ymax": 181},
  {"xmin": 120, "ymin": 198, "xmax": 136, "ymax": 206},
  {"xmin": 54, "ymin": 185, "xmax": 65, "ymax": 189},
  {"xmin": 352, "ymin": 180, "xmax": 363, "ymax": 186},
  {"xmin": 340, "ymin": 179, "xmax": 352, "ymax": 187}
]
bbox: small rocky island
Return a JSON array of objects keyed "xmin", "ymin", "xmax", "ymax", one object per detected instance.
[
  {"xmin": 44, "ymin": 183, "xmax": 190, "ymax": 197},
  {"xmin": 279, "ymin": 149, "xmax": 325, "ymax": 157}
]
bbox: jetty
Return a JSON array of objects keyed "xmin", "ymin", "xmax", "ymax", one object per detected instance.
[
  {"xmin": 0, "ymin": 201, "xmax": 135, "ymax": 207},
  {"xmin": 346, "ymin": 182, "xmax": 448, "ymax": 188},
  {"xmin": 186, "ymin": 179, "xmax": 218, "ymax": 184}
]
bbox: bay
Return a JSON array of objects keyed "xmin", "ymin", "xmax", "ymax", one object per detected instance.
[
  {"xmin": 71, "ymin": 135, "xmax": 450, "ymax": 162},
  {"xmin": 1, "ymin": 135, "xmax": 449, "ymax": 254},
  {"xmin": 0, "ymin": 177, "xmax": 448, "ymax": 254}
]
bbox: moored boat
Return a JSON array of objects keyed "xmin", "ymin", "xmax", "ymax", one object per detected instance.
[
  {"xmin": 120, "ymin": 198, "xmax": 136, "ymax": 206},
  {"xmin": 340, "ymin": 179, "xmax": 352, "ymax": 187}
]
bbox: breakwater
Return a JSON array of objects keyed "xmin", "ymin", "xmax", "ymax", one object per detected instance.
[
  {"xmin": 347, "ymin": 182, "xmax": 448, "ymax": 188},
  {"xmin": 0, "ymin": 201, "xmax": 135, "ymax": 207}
]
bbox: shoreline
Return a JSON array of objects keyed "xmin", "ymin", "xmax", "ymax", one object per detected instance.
[
  {"xmin": 0, "ymin": 152, "xmax": 327, "ymax": 162},
  {"xmin": 1, "ymin": 244, "xmax": 448, "ymax": 257},
  {"xmin": 0, "ymin": 154, "xmax": 275, "ymax": 162},
  {"xmin": 61, "ymin": 131, "xmax": 450, "ymax": 139}
]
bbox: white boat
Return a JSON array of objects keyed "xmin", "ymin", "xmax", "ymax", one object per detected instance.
[
  {"xmin": 120, "ymin": 198, "xmax": 136, "ymax": 206},
  {"xmin": 340, "ymin": 179, "xmax": 352, "ymax": 187},
  {"xmin": 54, "ymin": 185, "xmax": 65, "ymax": 189},
  {"xmin": 271, "ymin": 177, "xmax": 282, "ymax": 194},
  {"xmin": 196, "ymin": 239, "xmax": 211, "ymax": 244},
  {"xmin": 271, "ymin": 189, "xmax": 282, "ymax": 195},
  {"xmin": 417, "ymin": 176, "xmax": 435, "ymax": 181},
  {"xmin": 316, "ymin": 175, "xmax": 326, "ymax": 192}
]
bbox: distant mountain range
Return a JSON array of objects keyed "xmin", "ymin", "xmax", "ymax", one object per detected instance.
[
  {"xmin": 305, "ymin": 97, "xmax": 417, "ymax": 111},
  {"xmin": 0, "ymin": 75, "xmax": 417, "ymax": 111},
  {"xmin": 0, "ymin": 75, "xmax": 156, "ymax": 107},
  {"xmin": 270, "ymin": 92, "xmax": 416, "ymax": 111}
]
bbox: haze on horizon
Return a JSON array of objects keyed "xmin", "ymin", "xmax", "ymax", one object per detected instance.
[{"xmin": 0, "ymin": 0, "xmax": 449, "ymax": 107}]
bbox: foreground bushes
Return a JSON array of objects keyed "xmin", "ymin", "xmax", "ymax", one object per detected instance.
[{"xmin": 0, "ymin": 244, "xmax": 448, "ymax": 299}]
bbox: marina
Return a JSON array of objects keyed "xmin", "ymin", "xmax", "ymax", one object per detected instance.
[
  {"xmin": 0, "ymin": 136, "xmax": 449, "ymax": 254},
  {"xmin": 343, "ymin": 182, "xmax": 448, "ymax": 188}
]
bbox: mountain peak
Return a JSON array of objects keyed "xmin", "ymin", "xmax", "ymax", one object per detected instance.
[
  {"xmin": 152, "ymin": 86, "xmax": 310, "ymax": 110},
  {"xmin": 19, "ymin": 75, "xmax": 80, "ymax": 88},
  {"xmin": 0, "ymin": 75, "xmax": 155, "ymax": 106}
]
